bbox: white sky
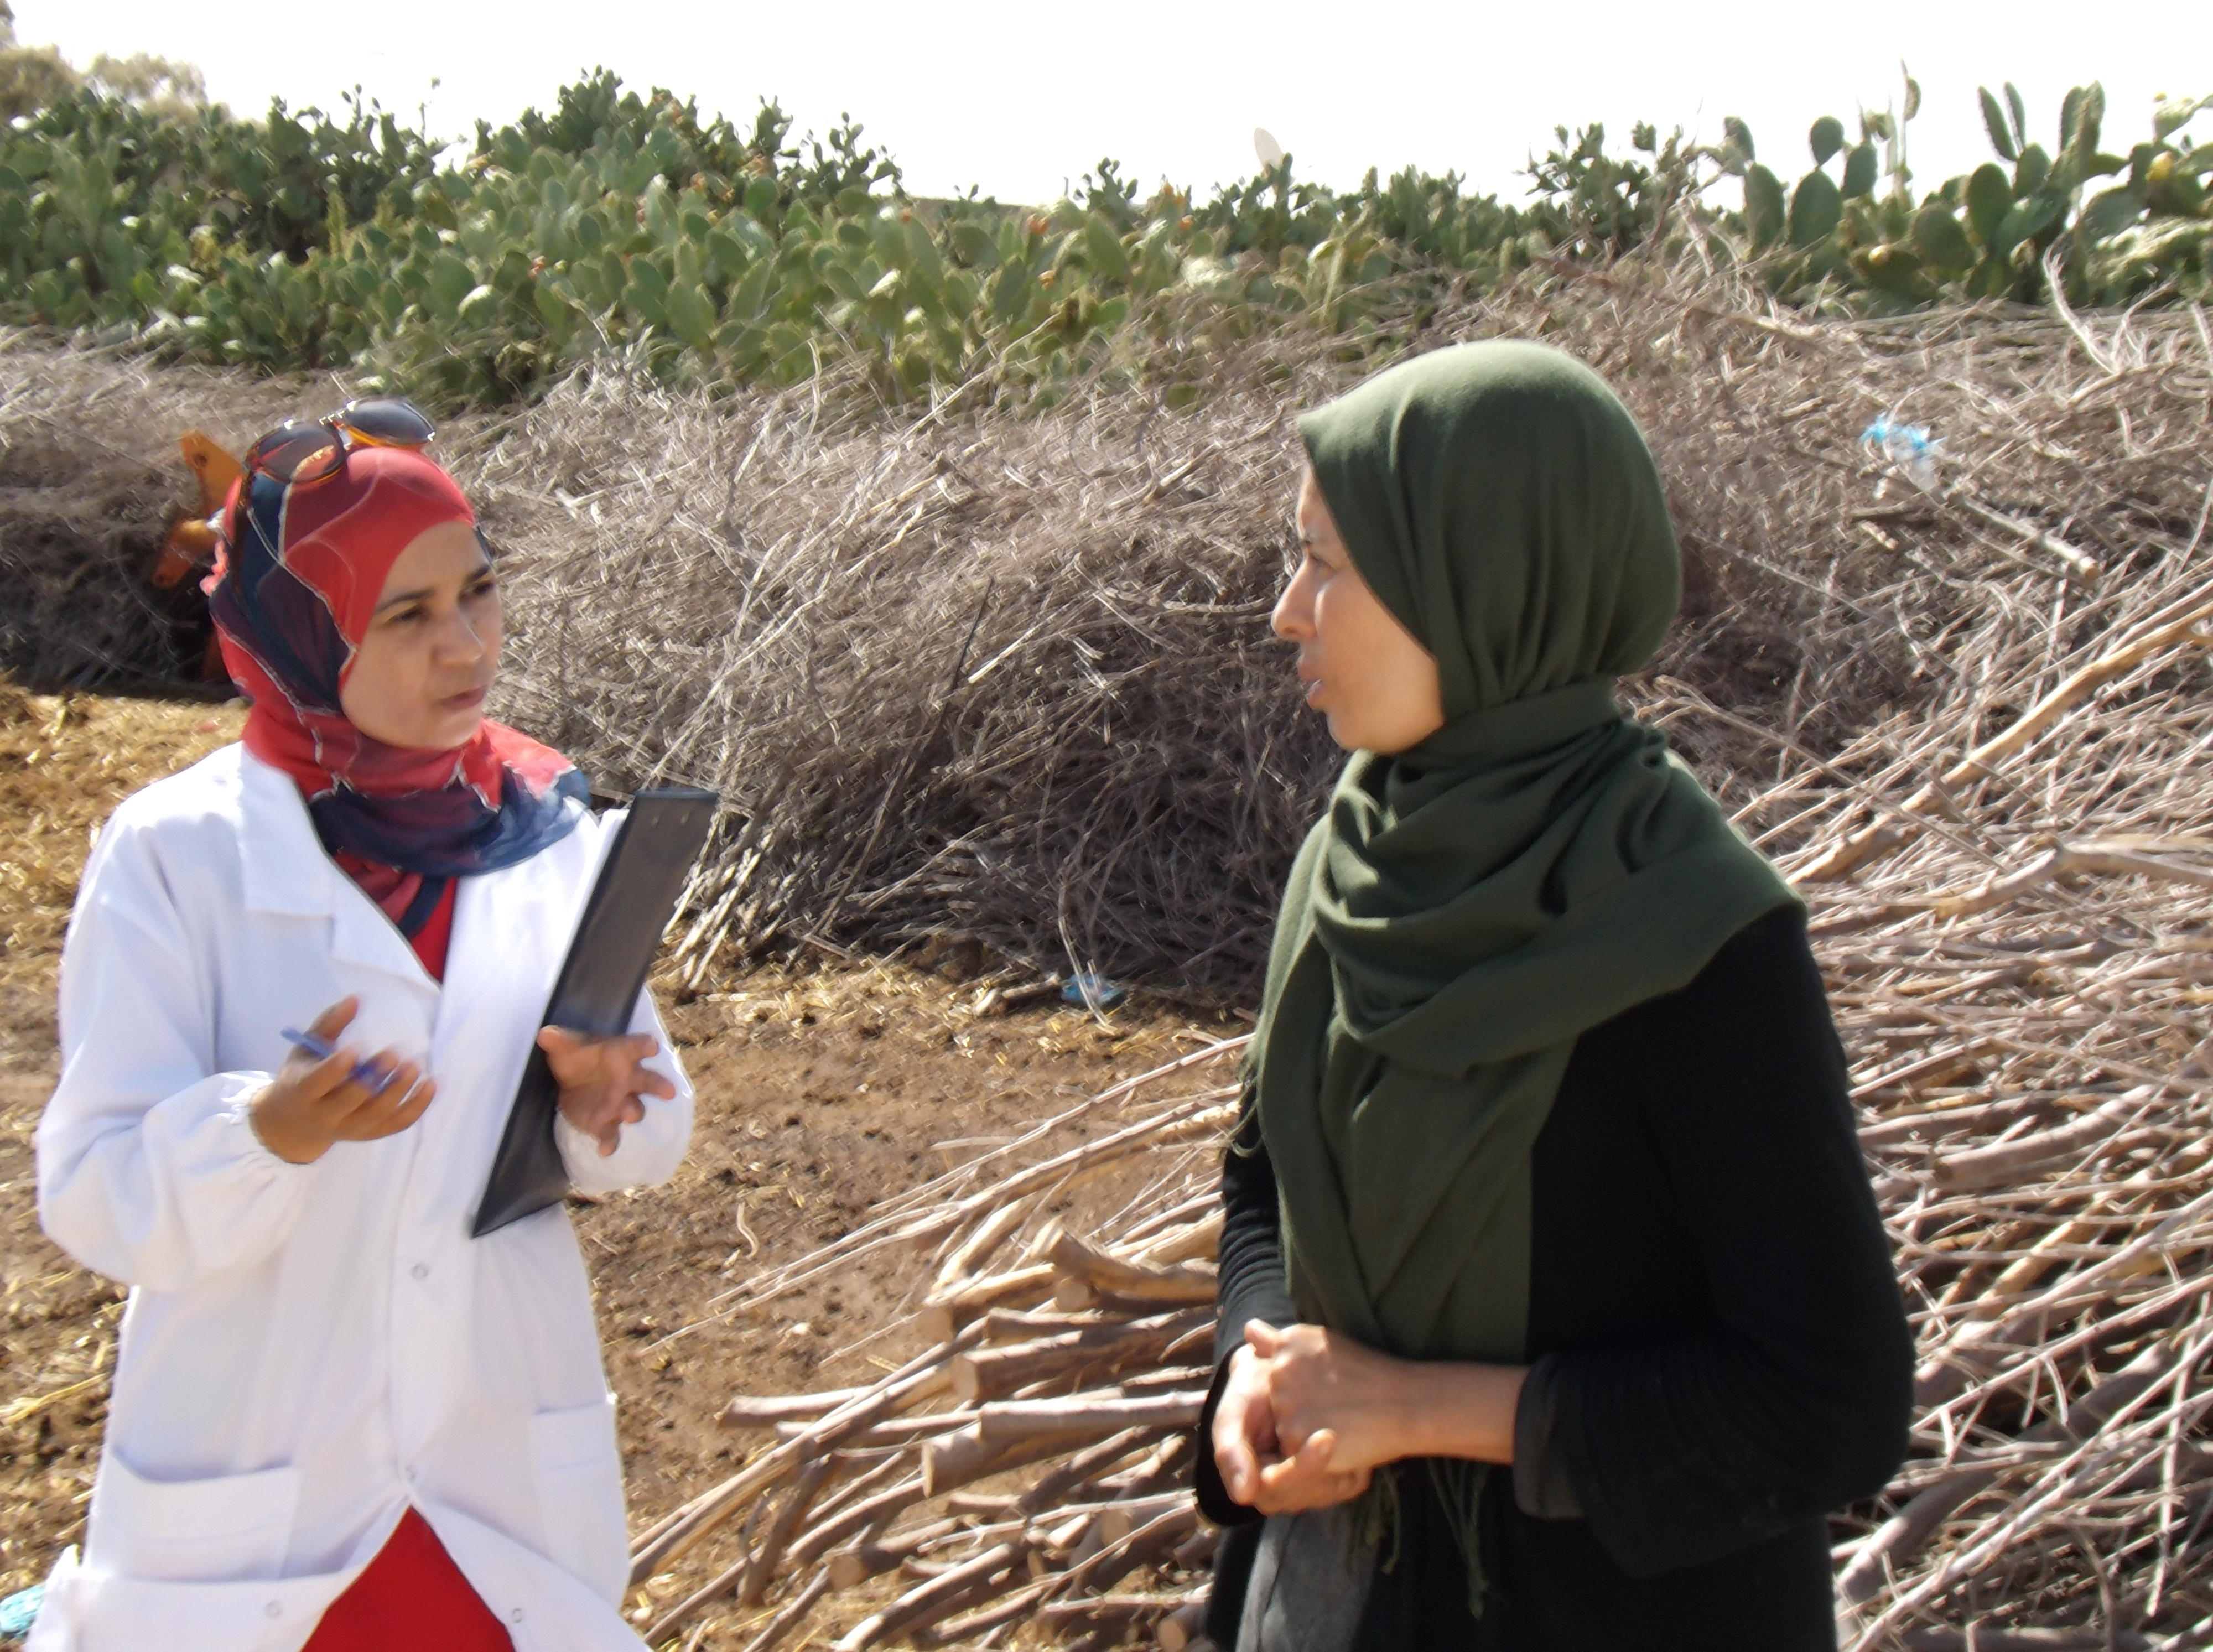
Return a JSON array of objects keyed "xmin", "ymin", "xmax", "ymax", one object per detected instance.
[{"xmin": 23, "ymin": 1, "xmax": 2212, "ymax": 207}]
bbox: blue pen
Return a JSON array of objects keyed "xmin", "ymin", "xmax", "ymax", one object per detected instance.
[{"xmin": 279, "ymin": 1027, "xmax": 397, "ymax": 1094}]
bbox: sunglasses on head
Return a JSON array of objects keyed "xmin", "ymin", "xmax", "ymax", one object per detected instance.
[{"xmin": 242, "ymin": 397, "xmax": 436, "ymax": 487}]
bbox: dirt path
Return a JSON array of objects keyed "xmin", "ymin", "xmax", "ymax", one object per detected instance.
[{"xmin": 0, "ymin": 687, "xmax": 1229, "ymax": 1645}]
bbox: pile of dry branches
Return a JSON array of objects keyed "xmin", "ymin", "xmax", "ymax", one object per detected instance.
[
  {"xmin": 636, "ymin": 545, "xmax": 2213, "ymax": 1652},
  {"xmin": 624, "ymin": 1046, "xmax": 1241, "ymax": 1651},
  {"xmin": 1758, "ymin": 303, "xmax": 2213, "ymax": 1645},
  {"xmin": 610, "ymin": 287, "xmax": 2213, "ymax": 1645}
]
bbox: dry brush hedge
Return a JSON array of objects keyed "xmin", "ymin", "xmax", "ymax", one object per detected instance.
[
  {"xmin": 0, "ymin": 345, "xmax": 298, "ymax": 686},
  {"xmin": 15, "ymin": 263, "xmax": 2209, "ymax": 999}
]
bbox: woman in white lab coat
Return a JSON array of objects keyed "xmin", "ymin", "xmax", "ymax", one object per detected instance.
[{"xmin": 31, "ymin": 409, "xmax": 693, "ymax": 1652}]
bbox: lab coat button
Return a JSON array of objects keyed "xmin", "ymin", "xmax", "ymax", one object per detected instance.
[
  {"xmin": 411, "ymin": 1263, "xmax": 430, "ymax": 1281},
  {"xmin": 510, "ymin": 1607, "xmax": 526, "ymax": 1624},
  {"xmin": 264, "ymin": 1602, "xmax": 283, "ymax": 1619}
]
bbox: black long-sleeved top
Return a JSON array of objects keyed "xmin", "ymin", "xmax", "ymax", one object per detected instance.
[{"xmin": 1196, "ymin": 906, "xmax": 1913, "ymax": 1651}]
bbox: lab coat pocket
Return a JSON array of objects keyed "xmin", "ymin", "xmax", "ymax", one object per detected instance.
[
  {"xmin": 528, "ymin": 1394, "xmax": 628, "ymax": 1605},
  {"xmin": 86, "ymin": 1451, "xmax": 300, "ymax": 1584},
  {"xmin": 69, "ymin": 1565, "xmax": 339, "ymax": 1652}
]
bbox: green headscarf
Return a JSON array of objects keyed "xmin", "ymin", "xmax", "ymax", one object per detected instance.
[{"xmin": 1254, "ymin": 341, "xmax": 1798, "ymax": 1586}]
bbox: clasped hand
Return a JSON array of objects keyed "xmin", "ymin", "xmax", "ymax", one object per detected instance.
[
  {"xmin": 1212, "ymin": 1321, "xmax": 1527, "ymax": 1516},
  {"xmin": 1212, "ymin": 1321, "xmax": 1405, "ymax": 1515}
]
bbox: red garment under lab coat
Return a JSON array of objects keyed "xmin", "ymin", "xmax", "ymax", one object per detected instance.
[{"xmin": 302, "ymin": 1508, "xmax": 513, "ymax": 1652}]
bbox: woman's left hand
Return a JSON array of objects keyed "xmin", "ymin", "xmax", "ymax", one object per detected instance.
[{"xmin": 537, "ymin": 1027, "xmax": 677, "ymax": 1156}]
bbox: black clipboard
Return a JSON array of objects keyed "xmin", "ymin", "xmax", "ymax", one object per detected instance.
[{"xmin": 471, "ymin": 787, "xmax": 717, "ymax": 1238}]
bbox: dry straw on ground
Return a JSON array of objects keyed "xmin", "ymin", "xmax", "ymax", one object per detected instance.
[{"xmin": 5, "ymin": 264, "xmax": 2213, "ymax": 1646}]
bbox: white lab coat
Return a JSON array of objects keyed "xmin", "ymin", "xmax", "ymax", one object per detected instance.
[{"xmin": 29, "ymin": 744, "xmax": 693, "ymax": 1652}]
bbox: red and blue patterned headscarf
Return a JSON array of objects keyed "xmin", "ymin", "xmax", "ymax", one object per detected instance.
[{"xmin": 205, "ymin": 445, "xmax": 585, "ymax": 925}]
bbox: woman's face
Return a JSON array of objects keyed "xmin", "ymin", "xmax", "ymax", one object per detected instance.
[
  {"xmin": 337, "ymin": 520, "xmax": 502, "ymax": 751},
  {"xmin": 1272, "ymin": 470, "xmax": 1445, "ymax": 754}
]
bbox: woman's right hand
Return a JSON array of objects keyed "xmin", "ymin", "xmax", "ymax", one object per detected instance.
[
  {"xmin": 248, "ymin": 997, "xmax": 435, "ymax": 1166},
  {"xmin": 1213, "ymin": 1330, "xmax": 1373, "ymax": 1515}
]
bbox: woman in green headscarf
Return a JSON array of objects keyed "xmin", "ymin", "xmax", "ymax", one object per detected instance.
[{"xmin": 1195, "ymin": 341, "xmax": 1911, "ymax": 1651}]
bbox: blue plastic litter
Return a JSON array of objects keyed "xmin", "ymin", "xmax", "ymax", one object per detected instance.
[
  {"xmin": 1, "ymin": 1582, "xmax": 44, "ymax": 1641},
  {"xmin": 1061, "ymin": 973, "xmax": 1129, "ymax": 1011},
  {"xmin": 1861, "ymin": 415, "xmax": 1944, "ymax": 493}
]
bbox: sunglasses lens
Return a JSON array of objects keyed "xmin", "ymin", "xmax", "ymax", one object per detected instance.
[
  {"xmin": 337, "ymin": 397, "xmax": 435, "ymax": 448},
  {"xmin": 247, "ymin": 423, "xmax": 344, "ymax": 485}
]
